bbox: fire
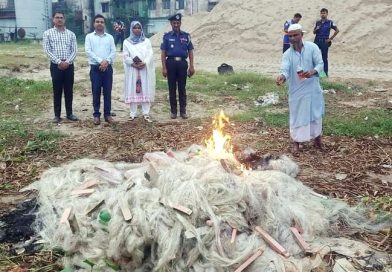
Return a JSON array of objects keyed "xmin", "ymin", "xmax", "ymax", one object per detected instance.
[{"xmin": 205, "ymin": 110, "xmax": 236, "ymax": 161}]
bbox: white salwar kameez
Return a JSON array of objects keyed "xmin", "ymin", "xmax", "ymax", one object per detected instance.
[
  {"xmin": 280, "ymin": 41, "xmax": 325, "ymax": 142},
  {"xmin": 123, "ymin": 38, "xmax": 155, "ymax": 118}
]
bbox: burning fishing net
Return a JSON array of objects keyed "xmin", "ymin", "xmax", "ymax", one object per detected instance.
[{"xmin": 29, "ymin": 112, "xmax": 389, "ymax": 271}]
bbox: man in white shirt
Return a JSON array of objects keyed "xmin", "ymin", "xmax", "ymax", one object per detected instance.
[
  {"xmin": 276, "ymin": 24, "xmax": 325, "ymax": 155},
  {"xmin": 85, "ymin": 14, "xmax": 116, "ymax": 125}
]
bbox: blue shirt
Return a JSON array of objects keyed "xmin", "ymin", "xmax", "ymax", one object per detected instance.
[
  {"xmin": 85, "ymin": 31, "xmax": 116, "ymax": 65},
  {"xmin": 160, "ymin": 30, "xmax": 194, "ymax": 58},
  {"xmin": 314, "ymin": 19, "xmax": 337, "ymax": 39},
  {"xmin": 283, "ymin": 19, "xmax": 294, "ymax": 44},
  {"xmin": 280, "ymin": 41, "xmax": 325, "ymax": 128}
]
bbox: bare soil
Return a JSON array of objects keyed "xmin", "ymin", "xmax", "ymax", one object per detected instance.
[{"xmin": 0, "ymin": 51, "xmax": 391, "ymax": 267}]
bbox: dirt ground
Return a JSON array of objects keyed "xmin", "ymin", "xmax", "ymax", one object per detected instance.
[
  {"xmin": 0, "ymin": 46, "xmax": 391, "ymax": 193},
  {"xmin": 0, "ymin": 47, "xmax": 391, "ymax": 265}
]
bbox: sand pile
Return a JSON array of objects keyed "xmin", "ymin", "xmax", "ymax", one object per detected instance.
[{"xmin": 151, "ymin": 0, "xmax": 392, "ymax": 79}]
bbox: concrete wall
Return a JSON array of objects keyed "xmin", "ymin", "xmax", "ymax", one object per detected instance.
[
  {"xmin": 81, "ymin": 0, "xmax": 94, "ymax": 34},
  {"xmin": 146, "ymin": 17, "xmax": 166, "ymax": 34},
  {"xmin": 94, "ymin": 0, "xmax": 110, "ymax": 18},
  {"xmin": 14, "ymin": 0, "xmax": 51, "ymax": 39}
]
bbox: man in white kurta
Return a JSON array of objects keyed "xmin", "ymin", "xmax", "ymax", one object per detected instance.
[{"xmin": 276, "ymin": 24, "xmax": 325, "ymax": 153}]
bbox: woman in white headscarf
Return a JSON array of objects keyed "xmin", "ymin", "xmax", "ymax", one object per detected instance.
[{"xmin": 123, "ymin": 21, "xmax": 155, "ymax": 122}]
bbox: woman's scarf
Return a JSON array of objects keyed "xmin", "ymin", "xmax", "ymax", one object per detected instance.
[{"xmin": 127, "ymin": 21, "xmax": 145, "ymax": 44}]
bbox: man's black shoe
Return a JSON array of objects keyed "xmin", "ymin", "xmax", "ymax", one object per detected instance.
[
  {"xmin": 66, "ymin": 114, "xmax": 78, "ymax": 121},
  {"xmin": 52, "ymin": 116, "xmax": 61, "ymax": 123}
]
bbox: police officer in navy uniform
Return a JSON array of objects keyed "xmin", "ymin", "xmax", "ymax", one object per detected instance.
[
  {"xmin": 160, "ymin": 13, "xmax": 195, "ymax": 119},
  {"xmin": 313, "ymin": 8, "xmax": 339, "ymax": 77}
]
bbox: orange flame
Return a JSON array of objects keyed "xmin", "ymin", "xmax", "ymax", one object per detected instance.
[{"xmin": 205, "ymin": 110, "xmax": 235, "ymax": 160}]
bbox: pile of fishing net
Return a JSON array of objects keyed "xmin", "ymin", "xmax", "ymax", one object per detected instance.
[{"xmin": 29, "ymin": 145, "xmax": 388, "ymax": 271}]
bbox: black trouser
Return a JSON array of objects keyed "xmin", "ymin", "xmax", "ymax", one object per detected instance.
[
  {"xmin": 315, "ymin": 38, "xmax": 329, "ymax": 76},
  {"xmin": 90, "ymin": 65, "xmax": 113, "ymax": 118},
  {"xmin": 50, "ymin": 63, "xmax": 74, "ymax": 118},
  {"xmin": 114, "ymin": 33, "xmax": 124, "ymax": 51},
  {"xmin": 166, "ymin": 58, "xmax": 188, "ymax": 114}
]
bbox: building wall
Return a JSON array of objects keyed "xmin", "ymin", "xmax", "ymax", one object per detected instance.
[
  {"xmin": 89, "ymin": 0, "xmax": 219, "ymax": 35},
  {"xmin": 146, "ymin": 0, "xmax": 214, "ymax": 34},
  {"xmin": 80, "ymin": 0, "xmax": 94, "ymax": 34},
  {"xmin": 94, "ymin": 0, "xmax": 110, "ymax": 18},
  {"xmin": 146, "ymin": 17, "xmax": 166, "ymax": 34},
  {"xmin": 14, "ymin": 0, "xmax": 52, "ymax": 39},
  {"xmin": 0, "ymin": 0, "xmax": 52, "ymax": 40}
]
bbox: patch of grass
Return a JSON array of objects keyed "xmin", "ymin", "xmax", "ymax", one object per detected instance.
[
  {"xmin": 156, "ymin": 70, "xmax": 392, "ymax": 137},
  {"xmin": 320, "ymin": 79, "xmax": 350, "ymax": 92},
  {"xmin": 233, "ymin": 107, "xmax": 288, "ymax": 127},
  {"xmin": 0, "ymin": 120, "xmax": 29, "ymax": 152},
  {"xmin": 325, "ymin": 109, "xmax": 392, "ymax": 137},
  {"xmin": 0, "ymin": 77, "xmax": 52, "ymax": 118},
  {"xmin": 155, "ymin": 68, "xmax": 286, "ymax": 102},
  {"xmin": 187, "ymin": 72, "xmax": 286, "ymax": 103},
  {"xmin": 0, "ymin": 78, "xmax": 64, "ymax": 159},
  {"xmin": 0, "ymin": 124, "xmax": 64, "ymax": 160},
  {"xmin": 155, "ymin": 67, "xmax": 168, "ymax": 91},
  {"xmin": 24, "ymin": 130, "xmax": 63, "ymax": 154},
  {"xmin": 155, "ymin": 69, "xmax": 291, "ymax": 127},
  {"xmin": 0, "ymin": 42, "xmax": 47, "ymax": 69},
  {"xmin": 362, "ymin": 196, "xmax": 392, "ymax": 213}
]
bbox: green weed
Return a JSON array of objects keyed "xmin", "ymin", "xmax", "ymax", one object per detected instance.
[
  {"xmin": 0, "ymin": 77, "xmax": 52, "ymax": 118},
  {"xmin": 324, "ymin": 109, "xmax": 392, "ymax": 137},
  {"xmin": 24, "ymin": 130, "xmax": 63, "ymax": 154}
]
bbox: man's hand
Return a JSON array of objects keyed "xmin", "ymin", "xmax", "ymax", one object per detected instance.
[
  {"xmin": 58, "ymin": 61, "xmax": 69, "ymax": 70},
  {"xmin": 276, "ymin": 74, "xmax": 286, "ymax": 86},
  {"xmin": 302, "ymin": 69, "xmax": 317, "ymax": 78},
  {"xmin": 131, "ymin": 62, "xmax": 145, "ymax": 70},
  {"xmin": 137, "ymin": 62, "xmax": 146, "ymax": 69},
  {"xmin": 162, "ymin": 67, "xmax": 167, "ymax": 78},
  {"xmin": 188, "ymin": 66, "xmax": 195, "ymax": 77},
  {"xmin": 99, "ymin": 60, "xmax": 109, "ymax": 72}
]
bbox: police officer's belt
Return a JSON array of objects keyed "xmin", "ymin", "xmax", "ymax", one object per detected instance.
[{"xmin": 167, "ymin": 57, "xmax": 186, "ymax": 61}]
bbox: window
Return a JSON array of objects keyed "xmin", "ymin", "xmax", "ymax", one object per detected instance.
[
  {"xmin": 175, "ymin": 0, "xmax": 184, "ymax": 10},
  {"xmin": 101, "ymin": 2, "xmax": 109, "ymax": 13},
  {"xmin": 148, "ymin": 0, "xmax": 156, "ymax": 10},
  {"xmin": 162, "ymin": 0, "xmax": 170, "ymax": 9}
]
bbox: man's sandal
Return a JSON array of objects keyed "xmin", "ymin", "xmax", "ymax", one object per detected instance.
[{"xmin": 144, "ymin": 115, "xmax": 152, "ymax": 123}]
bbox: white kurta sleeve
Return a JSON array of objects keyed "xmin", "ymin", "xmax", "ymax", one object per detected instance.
[
  {"xmin": 312, "ymin": 45, "xmax": 324, "ymax": 75},
  {"xmin": 280, "ymin": 51, "xmax": 291, "ymax": 80}
]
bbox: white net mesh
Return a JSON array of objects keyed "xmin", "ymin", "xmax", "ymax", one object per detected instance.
[{"xmin": 30, "ymin": 145, "xmax": 389, "ymax": 271}]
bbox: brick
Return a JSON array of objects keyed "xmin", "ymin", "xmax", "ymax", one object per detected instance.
[
  {"xmin": 290, "ymin": 227, "xmax": 310, "ymax": 252},
  {"xmin": 234, "ymin": 248, "xmax": 263, "ymax": 272},
  {"xmin": 60, "ymin": 207, "xmax": 72, "ymax": 224},
  {"xmin": 255, "ymin": 226, "xmax": 289, "ymax": 258}
]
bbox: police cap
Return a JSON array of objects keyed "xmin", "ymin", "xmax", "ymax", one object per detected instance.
[{"xmin": 168, "ymin": 13, "xmax": 182, "ymax": 21}]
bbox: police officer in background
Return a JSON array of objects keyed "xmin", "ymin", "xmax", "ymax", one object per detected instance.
[
  {"xmin": 161, "ymin": 13, "xmax": 195, "ymax": 119},
  {"xmin": 313, "ymin": 8, "xmax": 339, "ymax": 77}
]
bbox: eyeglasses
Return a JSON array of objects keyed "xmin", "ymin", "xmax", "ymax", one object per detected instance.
[
  {"xmin": 95, "ymin": 20, "xmax": 105, "ymax": 24},
  {"xmin": 288, "ymin": 33, "xmax": 300, "ymax": 38}
]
